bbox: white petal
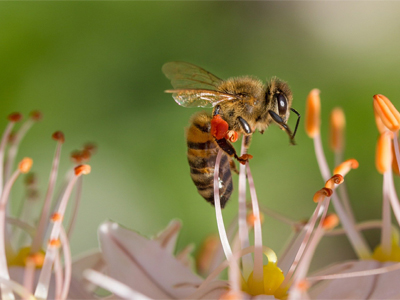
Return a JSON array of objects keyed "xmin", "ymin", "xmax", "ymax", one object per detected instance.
[
  {"xmin": 154, "ymin": 219, "xmax": 181, "ymax": 254},
  {"xmin": 308, "ymin": 260, "xmax": 400, "ymax": 299},
  {"xmin": 98, "ymin": 221, "xmax": 204, "ymax": 299}
]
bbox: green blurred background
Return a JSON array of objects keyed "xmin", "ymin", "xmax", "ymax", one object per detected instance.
[{"xmin": 1, "ymin": 2, "xmax": 399, "ymax": 270}]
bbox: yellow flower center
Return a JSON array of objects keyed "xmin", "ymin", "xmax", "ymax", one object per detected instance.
[
  {"xmin": 243, "ymin": 262, "xmax": 288, "ymax": 299},
  {"xmin": 8, "ymin": 247, "xmax": 45, "ymax": 268}
]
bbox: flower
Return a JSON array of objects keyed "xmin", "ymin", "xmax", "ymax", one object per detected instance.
[
  {"xmin": 84, "ymin": 91, "xmax": 400, "ymax": 300},
  {"xmin": 0, "ymin": 112, "xmax": 96, "ymax": 299}
]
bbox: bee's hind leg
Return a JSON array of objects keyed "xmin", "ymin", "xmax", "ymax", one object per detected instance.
[{"xmin": 215, "ymin": 137, "xmax": 252, "ymax": 165}]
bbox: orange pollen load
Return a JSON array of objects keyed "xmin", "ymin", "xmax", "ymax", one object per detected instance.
[
  {"xmin": 8, "ymin": 112, "xmax": 22, "ymax": 123},
  {"xmin": 51, "ymin": 213, "xmax": 63, "ymax": 222},
  {"xmin": 48, "ymin": 239, "xmax": 61, "ymax": 248},
  {"xmin": 19, "ymin": 158, "xmax": 33, "ymax": 174},
  {"xmin": 52, "ymin": 131, "xmax": 65, "ymax": 143},
  {"xmin": 305, "ymin": 89, "xmax": 321, "ymax": 138},
  {"xmin": 313, "ymin": 187, "xmax": 333, "ymax": 203},
  {"xmin": 322, "ymin": 213, "xmax": 339, "ymax": 230},
  {"xmin": 29, "ymin": 110, "xmax": 43, "ymax": 121},
  {"xmin": 74, "ymin": 164, "xmax": 91, "ymax": 176},
  {"xmin": 211, "ymin": 114, "xmax": 229, "ymax": 140},
  {"xmin": 333, "ymin": 159, "xmax": 359, "ymax": 176},
  {"xmin": 373, "ymin": 94, "xmax": 400, "ymax": 132},
  {"xmin": 376, "ymin": 131, "xmax": 393, "ymax": 174},
  {"xmin": 325, "ymin": 174, "xmax": 344, "ymax": 189}
]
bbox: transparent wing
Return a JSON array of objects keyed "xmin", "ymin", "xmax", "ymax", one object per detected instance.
[
  {"xmin": 162, "ymin": 61, "xmax": 223, "ymax": 89},
  {"xmin": 165, "ymin": 89, "xmax": 237, "ymax": 108}
]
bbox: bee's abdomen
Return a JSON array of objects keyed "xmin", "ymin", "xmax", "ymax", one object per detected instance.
[{"xmin": 186, "ymin": 112, "xmax": 233, "ymax": 208}]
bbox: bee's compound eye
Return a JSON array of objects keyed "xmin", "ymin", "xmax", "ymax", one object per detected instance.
[{"xmin": 277, "ymin": 94, "xmax": 287, "ymax": 115}]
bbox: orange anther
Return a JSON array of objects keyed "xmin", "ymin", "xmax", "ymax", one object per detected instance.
[
  {"xmin": 80, "ymin": 149, "xmax": 91, "ymax": 161},
  {"xmin": 29, "ymin": 111, "xmax": 42, "ymax": 121},
  {"xmin": 330, "ymin": 108, "xmax": 346, "ymax": 153},
  {"xmin": 296, "ymin": 279, "xmax": 310, "ymax": 292},
  {"xmin": 325, "ymin": 174, "xmax": 344, "ymax": 189},
  {"xmin": 376, "ymin": 131, "xmax": 393, "ymax": 174},
  {"xmin": 373, "ymin": 94, "xmax": 400, "ymax": 131},
  {"xmin": 51, "ymin": 213, "xmax": 63, "ymax": 222},
  {"xmin": 211, "ymin": 115, "xmax": 229, "ymax": 140},
  {"xmin": 74, "ymin": 164, "xmax": 91, "ymax": 176},
  {"xmin": 27, "ymin": 252, "xmax": 45, "ymax": 267},
  {"xmin": 8, "ymin": 113, "xmax": 22, "ymax": 122},
  {"xmin": 374, "ymin": 108, "xmax": 389, "ymax": 134},
  {"xmin": 333, "ymin": 159, "xmax": 359, "ymax": 177},
  {"xmin": 313, "ymin": 187, "xmax": 333, "ymax": 203},
  {"xmin": 226, "ymin": 130, "xmax": 238, "ymax": 143},
  {"xmin": 70, "ymin": 150, "xmax": 82, "ymax": 163},
  {"xmin": 305, "ymin": 89, "xmax": 321, "ymax": 138},
  {"xmin": 52, "ymin": 131, "xmax": 65, "ymax": 143},
  {"xmin": 48, "ymin": 239, "xmax": 61, "ymax": 247},
  {"xmin": 322, "ymin": 213, "xmax": 339, "ymax": 230},
  {"xmin": 246, "ymin": 212, "xmax": 264, "ymax": 227},
  {"xmin": 19, "ymin": 158, "xmax": 33, "ymax": 174},
  {"xmin": 196, "ymin": 234, "xmax": 219, "ymax": 275},
  {"xmin": 84, "ymin": 142, "xmax": 97, "ymax": 155},
  {"xmin": 219, "ymin": 290, "xmax": 243, "ymax": 300}
]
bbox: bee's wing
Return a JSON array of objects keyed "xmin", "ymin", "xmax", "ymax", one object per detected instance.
[
  {"xmin": 162, "ymin": 61, "xmax": 223, "ymax": 89},
  {"xmin": 165, "ymin": 89, "xmax": 237, "ymax": 108}
]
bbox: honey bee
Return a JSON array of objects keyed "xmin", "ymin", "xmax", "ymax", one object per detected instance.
[{"xmin": 163, "ymin": 62, "xmax": 300, "ymax": 208}]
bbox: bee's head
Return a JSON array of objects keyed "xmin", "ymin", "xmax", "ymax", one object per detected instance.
[{"xmin": 265, "ymin": 78, "xmax": 300, "ymax": 145}]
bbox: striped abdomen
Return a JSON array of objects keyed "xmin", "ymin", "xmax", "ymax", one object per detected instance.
[{"xmin": 186, "ymin": 111, "xmax": 233, "ymax": 208}]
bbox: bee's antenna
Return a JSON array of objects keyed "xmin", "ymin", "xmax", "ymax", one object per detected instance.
[{"xmin": 290, "ymin": 108, "xmax": 301, "ymax": 140}]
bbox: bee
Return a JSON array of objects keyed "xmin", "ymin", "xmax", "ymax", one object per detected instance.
[{"xmin": 163, "ymin": 62, "xmax": 300, "ymax": 208}]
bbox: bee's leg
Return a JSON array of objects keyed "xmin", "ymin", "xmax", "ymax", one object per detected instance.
[
  {"xmin": 215, "ymin": 137, "xmax": 253, "ymax": 165},
  {"xmin": 243, "ymin": 134, "xmax": 252, "ymax": 150}
]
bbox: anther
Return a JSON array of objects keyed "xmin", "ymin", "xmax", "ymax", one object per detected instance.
[
  {"xmin": 71, "ymin": 150, "xmax": 83, "ymax": 164},
  {"xmin": 8, "ymin": 112, "xmax": 22, "ymax": 122},
  {"xmin": 296, "ymin": 279, "xmax": 310, "ymax": 292},
  {"xmin": 330, "ymin": 108, "xmax": 346, "ymax": 153},
  {"xmin": 7, "ymin": 132, "xmax": 16, "ymax": 144},
  {"xmin": 373, "ymin": 94, "xmax": 400, "ymax": 132},
  {"xmin": 305, "ymin": 89, "xmax": 321, "ymax": 138},
  {"xmin": 48, "ymin": 239, "xmax": 61, "ymax": 248},
  {"xmin": 226, "ymin": 130, "xmax": 238, "ymax": 143},
  {"xmin": 376, "ymin": 131, "xmax": 393, "ymax": 174},
  {"xmin": 26, "ymin": 252, "xmax": 45, "ymax": 268},
  {"xmin": 24, "ymin": 173, "xmax": 36, "ymax": 186},
  {"xmin": 50, "ymin": 213, "xmax": 63, "ymax": 222},
  {"xmin": 84, "ymin": 142, "xmax": 97, "ymax": 154},
  {"xmin": 313, "ymin": 187, "xmax": 333, "ymax": 203},
  {"xmin": 219, "ymin": 290, "xmax": 243, "ymax": 300},
  {"xmin": 247, "ymin": 212, "xmax": 265, "ymax": 227},
  {"xmin": 52, "ymin": 131, "xmax": 65, "ymax": 143},
  {"xmin": 322, "ymin": 213, "xmax": 339, "ymax": 230},
  {"xmin": 333, "ymin": 159, "xmax": 359, "ymax": 177},
  {"xmin": 29, "ymin": 110, "xmax": 42, "ymax": 121},
  {"xmin": 74, "ymin": 164, "xmax": 91, "ymax": 176},
  {"xmin": 374, "ymin": 109, "xmax": 389, "ymax": 134},
  {"xmin": 19, "ymin": 158, "xmax": 33, "ymax": 174},
  {"xmin": 325, "ymin": 174, "xmax": 344, "ymax": 189}
]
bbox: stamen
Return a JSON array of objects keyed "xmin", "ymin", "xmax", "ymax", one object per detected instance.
[
  {"xmin": 376, "ymin": 132, "xmax": 393, "ymax": 174},
  {"xmin": 313, "ymin": 188, "xmax": 333, "ymax": 203},
  {"xmin": 333, "ymin": 159, "xmax": 359, "ymax": 177},
  {"xmin": 373, "ymin": 94, "xmax": 400, "ymax": 131},
  {"xmin": 238, "ymin": 137, "xmax": 252, "ymax": 279},
  {"xmin": 29, "ymin": 110, "xmax": 42, "ymax": 121},
  {"xmin": 246, "ymin": 212, "xmax": 264, "ymax": 227},
  {"xmin": 329, "ymin": 108, "xmax": 346, "ymax": 154},
  {"xmin": 305, "ymin": 89, "xmax": 321, "ymax": 138},
  {"xmin": 374, "ymin": 109, "xmax": 389, "ymax": 134},
  {"xmin": 196, "ymin": 234, "xmax": 219, "ymax": 276},
  {"xmin": 18, "ymin": 158, "xmax": 33, "ymax": 174},
  {"xmin": 8, "ymin": 113, "xmax": 22, "ymax": 123},
  {"xmin": 75, "ymin": 164, "xmax": 91, "ymax": 176},
  {"xmin": 322, "ymin": 213, "xmax": 339, "ymax": 230},
  {"xmin": 30, "ymin": 131, "xmax": 64, "ymax": 254},
  {"xmin": 325, "ymin": 174, "xmax": 344, "ymax": 189}
]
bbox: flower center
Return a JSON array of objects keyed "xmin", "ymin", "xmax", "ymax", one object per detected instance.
[
  {"xmin": 8, "ymin": 247, "xmax": 45, "ymax": 268},
  {"xmin": 243, "ymin": 262, "xmax": 287, "ymax": 299}
]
